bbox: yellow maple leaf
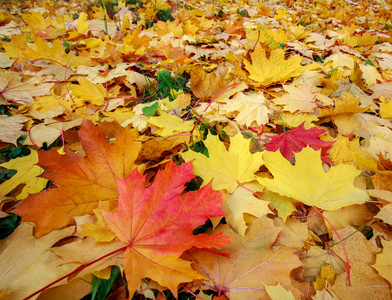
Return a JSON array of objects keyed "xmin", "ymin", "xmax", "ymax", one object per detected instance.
[
  {"xmin": 148, "ymin": 112, "xmax": 194, "ymax": 137},
  {"xmin": 81, "ymin": 206, "xmax": 116, "ymax": 242},
  {"xmin": 262, "ymin": 190, "xmax": 296, "ymax": 222},
  {"xmin": 244, "ymin": 44, "xmax": 317, "ymax": 86},
  {"xmin": 0, "ymin": 70, "xmax": 53, "ymax": 104},
  {"xmin": 182, "ymin": 133, "xmax": 264, "ymax": 193},
  {"xmin": 380, "ymin": 96, "xmax": 392, "ymax": 119},
  {"xmin": 70, "ymin": 78, "xmax": 109, "ymax": 107},
  {"xmin": 344, "ymin": 31, "xmax": 378, "ymax": 47},
  {"xmin": 257, "ymin": 147, "xmax": 369, "ymax": 210},
  {"xmin": 224, "ymin": 182, "xmax": 270, "ymax": 236},
  {"xmin": 373, "ymin": 239, "xmax": 392, "ymax": 286},
  {"xmin": 77, "ymin": 12, "xmax": 90, "ymax": 34},
  {"xmin": 222, "ymin": 92, "xmax": 271, "ymax": 127},
  {"xmin": 273, "ymin": 84, "xmax": 317, "ymax": 113},
  {"xmin": 22, "ymin": 37, "xmax": 91, "ymax": 67},
  {"xmin": 0, "ymin": 115, "xmax": 30, "ymax": 145},
  {"xmin": 262, "ymin": 282, "xmax": 295, "ymax": 300},
  {"xmin": 0, "ymin": 150, "xmax": 48, "ymax": 200}
]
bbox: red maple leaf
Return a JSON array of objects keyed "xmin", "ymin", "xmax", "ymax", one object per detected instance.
[
  {"xmin": 101, "ymin": 160, "xmax": 233, "ymax": 297},
  {"xmin": 265, "ymin": 122, "xmax": 334, "ymax": 163}
]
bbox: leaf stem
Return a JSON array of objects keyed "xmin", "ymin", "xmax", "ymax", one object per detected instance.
[
  {"xmin": 23, "ymin": 245, "xmax": 128, "ymax": 300},
  {"xmin": 312, "ymin": 206, "xmax": 351, "ymax": 286}
]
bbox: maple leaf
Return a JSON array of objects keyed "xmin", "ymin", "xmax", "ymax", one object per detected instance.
[
  {"xmin": 0, "ymin": 223, "xmax": 77, "ymax": 300},
  {"xmin": 0, "ymin": 69, "xmax": 53, "ymax": 104},
  {"xmin": 257, "ymin": 147, "xmax": 369, "ymax": 210},
  {"xmin": 329, "ymin": 227, "xmax": 391, "ymax": 299},
  {"xmin": 190, "ymin": 66, "xmax": 227, "ymax": 100},
  {"xmin": 100, "ymin": 160, "xmax": 232, "ymax": 297},
  {"xmin": 0, "ymin": 114, "xmax": 30, "ymax": 145},
  {"xmin": 224, "ymin": 182, "xmax": 270, "ymax": 236},
  {"xmin": 273, "ymin": 84, "xmax": 318, "ymax": 113},
  {"xmin": 265, "ymin": 122, "xmax": 334, "ymax": 163},
  {"xmin": 182, "ymin": 133, "xmax": 264, "ymax": 193},
  {"xmin": 0, "ymin": 150, "xmax": 48, "ymax": 200},
  {"xmin": 243, "ymin": 44, "xmax": 317, "ymax": 86},
  {"xmin": 13, "ymin": 119, "xmax": 141, "ymax": 237},
  {"xmin": 373, "ymin": 239, "xmax": 392, "ymax": 286},
  {"xmin": 70, "ymin": 78, "xmax": 110, "ymax": 107},
  {"xmin": 222, "ymin": 92, "xmax": 271, "ymax": 127},
  {"xmin": 185, "ymin": 217, "xmax": 304, "ymax": 299}
]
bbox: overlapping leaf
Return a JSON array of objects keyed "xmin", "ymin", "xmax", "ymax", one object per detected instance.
[
  {"xmin": 100, "ymin": 160, "xmax": 232, "ymax": 296},
  {"xmin": 13, "ymin": 119, "xmax": 141, "ymax": 237}
]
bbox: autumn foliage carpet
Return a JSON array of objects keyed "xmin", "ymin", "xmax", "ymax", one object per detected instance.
[{"xmin": 1, "ymin": 0, "xmax": 392, "ymax": 299}]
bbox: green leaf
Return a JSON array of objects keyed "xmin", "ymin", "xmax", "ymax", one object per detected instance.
[{"xmin": 142, "ymin": 101, "xmax": 159, "ymax": 116}]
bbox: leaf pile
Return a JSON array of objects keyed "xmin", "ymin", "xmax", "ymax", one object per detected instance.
[{"xmin": 1, "ymin": 0, "xmax": 392, "ymax": 299}]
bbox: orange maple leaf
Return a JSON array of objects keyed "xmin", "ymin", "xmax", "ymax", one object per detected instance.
[
  {"xmin": 13, "ymin": 119, "xmax": 141, "ymax": 237},
  {"xmin": 100, "ymin": 160, "xmax": 232, "ymax": 297}
]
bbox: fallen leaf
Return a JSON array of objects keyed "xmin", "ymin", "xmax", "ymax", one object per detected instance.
[
  {"xmin": 185, "ymin": 217, "xmax": 304, "ymax": 299},
  {"xmin": 0, "ymin": 114, "xmax": 29, "ymax": 145},
  {"xmin": 13, "ymin": 119, "xmax": 141, "ymax": 237},
  {"xmin": 0, "ymin": 150, "xmax": 48, "ymax": 200},
  {"xmin": 222, "ymin": 92, "xmax": 271, "ymax": 127},
  {"xmin": 265, "ymin": 122, "xmax": 334, "ymax": 163},
  {"xmin": 224, "ymin": 182, "xmax": 270, "ymax": 236},
  {"xmin": 100, "ymin": 160, "xmax": 232, "ymax": 297},
  {"xmin": 182, "ymin": 133, "xmax": 264, "ymax": 193},
  {"xmin": 257, "ymin": 147, "xmax": 369, "ymax": 210},
  {"xmin": 244, "ymin": 44, "xmax": 317, "ymax": 86},
  {"xmin": 0, "ymin": 223, "xmax": 77, "ymax": 300},
  {"xmin": 273, "ymin": 84, "xmax": 317, "ymax": 113}
]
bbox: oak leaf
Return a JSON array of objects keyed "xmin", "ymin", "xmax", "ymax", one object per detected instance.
[
  {"xmin": 100, "ymin": 160, "xmax": 232, "ymax": 297},
  {"xmin": 13, "ymin": 119, "xmax": 141, "ymax": 237},
  {"xmin": 182, "ymin": 133, "xmax": 264, "ymax": 193},
  {"xmin": 265, "ymin": 122, "xmax": 334, "ymax": 163},
  {"xmin": 244, "ymin": 44, "xmax": 317, "ymax": 86},
  {"xmin": 257, "ymin": 147, "xmax": 369, "ymax": 211}
]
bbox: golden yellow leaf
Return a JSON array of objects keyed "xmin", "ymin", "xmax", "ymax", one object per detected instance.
[
  {"xmin": 373, "ymin": 239, "xmax": 392, "ymax": 285},
  {"xmin": 262, "ymin": 282, "xmax": 295, "ymax": 300},
  {"xmin": 148, "ymin": 112, "xmax": 194, "ymax": 137},
  {"xmin": 77, "ymin": 12, "xmax": 90, "ymax": 34},
  {"xmin": 0, "ymin": 150, "xmax": 48, "ymax": 200},
  {"xmin": 222, "ymin": 92, "xmax": 271, "ymax": 127},
  {"xmin": 313, "ymin": 264, "xmax": 336, "ymax": 291},
  {"xmin": 380, "ymin": 96, "xmax": 392, "ymax": 119},
  {"xmin": 273, "ymin": 84, "xmax": 317, "ymax": 113},
  {"xmin": 70, "ymin": 78, "xmax": 109, "ymax": 107},
  {"xmin": 224, "ymin": 182, "xmax": 270, "ymax": 236},
  {"xmin": 257, "ymin": 147, "xmax": 369, "ymax": 210},
  {"xmin": 262, "ymin": 190, "xmax": 296, "ymax": 222},
  {"xmin": 182, "ymin": 133, "xmax": 264, "ymax": 193},
  {"xmin": 244, "ymin": 44, "xmax": 317, "ymax": 86},
  {"xmin": 81, "ymin": 206, "xmax": 116, "ymax": 242}
]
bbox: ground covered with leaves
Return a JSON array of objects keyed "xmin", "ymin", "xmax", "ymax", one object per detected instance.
[{"xmin": 0, "ymin": 0, "xmax": 392, "ymax": 299}]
